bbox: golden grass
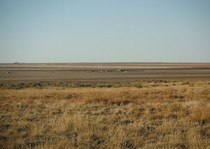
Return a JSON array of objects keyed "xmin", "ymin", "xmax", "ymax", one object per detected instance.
[{"xmin": 0, "ymin": 80, "xmax": 210, "ymax": 148}]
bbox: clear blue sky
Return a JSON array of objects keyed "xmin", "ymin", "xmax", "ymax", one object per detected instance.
[{"xmin": 0, "ymin": 0, "xmax": 210, "ymax": 63}]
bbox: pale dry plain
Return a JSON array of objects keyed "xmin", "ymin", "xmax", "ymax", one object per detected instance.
[
  {"xmin": 0, "ymin": 63, "xmax": 210, "ymax": 149},
  {"xmin": 0, "ymin": 63, "xmax": 210, "ymax": 82}
]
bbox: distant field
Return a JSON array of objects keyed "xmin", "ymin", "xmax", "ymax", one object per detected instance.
[{"xmin": 0, "ymin": 63, "xmax": 210, "ymax": 82}]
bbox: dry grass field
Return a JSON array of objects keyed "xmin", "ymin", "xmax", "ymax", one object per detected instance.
[
  {"xmin": 0, "ymin": 79, "xmax": 210, "ymax": 149},
  {"xmin": 0, "ymin": 63, "xmax": 210, "ymax": 148}
]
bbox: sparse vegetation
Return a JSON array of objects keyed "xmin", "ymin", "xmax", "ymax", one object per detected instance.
[{"xmin": 0, "ymin": 80, "xmax": 210, "ymax": 148}]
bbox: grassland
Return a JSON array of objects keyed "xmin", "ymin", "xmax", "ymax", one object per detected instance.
[
  {"xmin": 1, "ymin": 63, "xmax": 210, "ymax": 82},
  {"xmin": 0, "ymin": 80, "xmax": 210, "ymax": 149}
]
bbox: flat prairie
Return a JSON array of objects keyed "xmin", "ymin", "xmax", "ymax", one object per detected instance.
[
  {"xmin": 0, "ymin": 63, "xmax": 210, "ymax": 82},
  {"xmin": 0, "ymin": 63, "xmax": 210, "ymax": 148}
]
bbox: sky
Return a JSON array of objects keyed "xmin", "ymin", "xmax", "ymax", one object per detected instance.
[{"xmin": 0, "ymin": 0, "xmax": 210, "ymax": 63}]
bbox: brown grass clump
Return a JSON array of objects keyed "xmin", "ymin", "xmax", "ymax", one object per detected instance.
[
  {"xmin": 0, "ymin": 80, "xmax": 210, "ymax": 148},
  {"xmin": 190, "ymin": 107, "xmax": 210, "ymax": 125}
]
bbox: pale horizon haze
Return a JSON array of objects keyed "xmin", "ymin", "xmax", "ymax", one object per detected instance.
[{"xmin": 0, "ymin": 0, "xmax": 210, "ymax": 63}]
